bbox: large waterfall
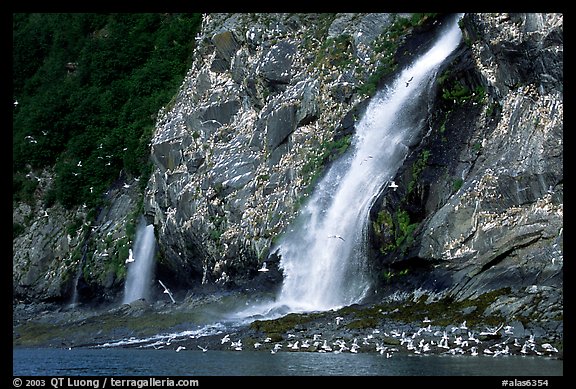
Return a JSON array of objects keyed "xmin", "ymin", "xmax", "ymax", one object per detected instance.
[
  {"xmin": 123, "ymin": 218, "xmax": 157, "ymax": 304},
  {"xmin": 260, "ymin": 15, "xmax": 464, "ymax": 314}
]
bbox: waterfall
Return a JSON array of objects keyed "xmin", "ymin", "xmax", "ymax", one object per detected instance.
[
  {"xmin": 122, "ymin": 218, "xmax": 157, "ymax": 304},
  {"xmin": 68, "ymin": 243, "xmax": 87, "ymax": 308},
  {"xmin": 265, "ymin": 15, "xmax": 464, "ymax": 314}
]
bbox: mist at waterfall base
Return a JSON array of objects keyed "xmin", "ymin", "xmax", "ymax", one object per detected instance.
[
  {"xmin": 123, "ymin": 218, "xmax": 157, "ymax": 304},
  {"xmin": 234, "ymin": 14, "xmax": 464, "ymax": 320}
]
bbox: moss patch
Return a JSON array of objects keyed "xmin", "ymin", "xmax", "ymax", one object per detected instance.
[
  {"xmin": 249, "ymin": 312, "xmax": 323, "ymax": 336},
  {"xmin": 338, "ymin": 288, "xmax": 511, "ymax": 330},
  {"xmin": 14, "ymin": 309, "xmax": 204, "ymax": 347}
]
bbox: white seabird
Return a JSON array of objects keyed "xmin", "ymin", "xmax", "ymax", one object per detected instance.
[
  {"xmin": 328, "ymin": 235, "xmax": 345, "ymax": 241},
  {"xmin": 258, "ymin": 262, "xmax": 269, "ymax": 272},
  {"xmin": 389, "ymin": 181, "xmax": 399, "ymax": 191},
  {"xmin": 231, "ymin": 340, "xmax": 242, "ymax": 351},
  {"xmin": 360, "ymin": 155, "xmax": 373, "ymax": 165},
  {"xmin": 159, "ymin": 279, "xmax": 176, "ymax": 304},
  {"xmin": 479, "ymin": 323, "xmax": 504, "ymax": 336},
  {"xmin": 541, "ymin": 343, "xmax": 558, "ymax": 353},
  {"xmin": 503, "ymin": 325, "xmax": 514, "ymax": 335},
  {"xmin": 125, "ymin": 248, "xmax": 135, "ymax": 264}
]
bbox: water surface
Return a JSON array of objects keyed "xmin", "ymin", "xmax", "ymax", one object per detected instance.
[{"xmin": 13, "ymin": 347, "xmax": 562, "ymax": 376}]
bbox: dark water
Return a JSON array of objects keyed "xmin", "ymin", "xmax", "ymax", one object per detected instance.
[{"xmin": 13, "ymin": 347, "xmax": 562, "ymax": 376}]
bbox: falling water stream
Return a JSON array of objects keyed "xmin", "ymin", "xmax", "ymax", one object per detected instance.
[
  {"xmin": 239, "ymin": 14, "xmax": 464, "ymax": 318},
  {"xmin": 123, "ymin": 217, "xmax": 157, "ymax": 304}
]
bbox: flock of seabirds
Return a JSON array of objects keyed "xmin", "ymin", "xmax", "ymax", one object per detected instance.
[{"xmin": 97, "ymin": 313, "xmax": 561, "ymax": 359}]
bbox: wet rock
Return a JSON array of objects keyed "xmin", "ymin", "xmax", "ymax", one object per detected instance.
[{"xmin": 368, "ymin": 13, "xmax": 563, "ymax": 330}]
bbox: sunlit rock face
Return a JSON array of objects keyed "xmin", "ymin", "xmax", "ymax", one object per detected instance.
[
  {"xmin": 369, "ymin": 13, "xmax": 562, "ymax": 326},
  {"xmin": 145, "ymin": 13, "xmax": 403, "ymax": 289}
]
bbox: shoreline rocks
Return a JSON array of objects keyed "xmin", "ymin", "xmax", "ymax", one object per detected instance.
[{"xmin": 13, "ymin": 289, "xmax": 562, "ymax": 361}]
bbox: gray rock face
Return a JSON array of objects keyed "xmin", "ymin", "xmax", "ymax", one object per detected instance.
[
  {"xmin": 13, "ymin": 170, "xmax": 144, "ymax": 303},
  {"xmin": 144, "ymin": 13, "xmax": 402, "ymax": 289},
  {"xmin": 465, "ymin": 13, "xmax": 563, "ymax": 96},
  {"xmin": 369, "ymin": 13, "xmax": 562, "ymax": 326},
  {"xmin": 257, "ymin": 40, "xmax": 296, "ymax": 86}
]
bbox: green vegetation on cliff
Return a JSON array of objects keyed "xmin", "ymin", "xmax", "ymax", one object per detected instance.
[{"xmin": 13, "ymin": 13, "xmax": 202, "ymax": 209}]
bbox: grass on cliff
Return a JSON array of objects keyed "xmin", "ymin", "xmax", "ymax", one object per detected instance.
[{"xmin": 250, "ymin": 312, "xmax": 325, "ymax": 341}]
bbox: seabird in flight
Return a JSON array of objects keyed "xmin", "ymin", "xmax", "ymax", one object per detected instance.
[
  {"xmin": 389, "ymin": 181, "xmax": 399, "ymax": 191},
  {"xmin": 360, "ymin": 155, "xmax": 373, "ymax": 165},
  {"xmin": 125, "ymin": 248, "xmax": 135, "ymax": 264},
  {"xmin": 258, "ymin": 262, "xmax": 269, "ymax": 272},
  {"xmin": 405, "ymin": 76, "xmax": 413, "ymax": 87},
  {"xmin": 159, "ymin": 279, "xmax": 176, "ymax": 304}
]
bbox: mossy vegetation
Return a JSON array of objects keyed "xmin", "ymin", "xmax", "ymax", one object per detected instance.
[
  {"xmin": 381, "ymin": 268, "xmax": 410, "ymax": 284},
  {"xmin": 249, "ymin": 312, "xmax": 323, "ymax": 338},
  {"xmin": 407, "ymin": 149, "xmax": 431, "ymax": 194},
  {"xmin": 339, "ymin": 288, "xmax": 511, "ymax": 330},
  {"xmin": 452, "ymin": 177, "xmax": 464, "ymax": 191},
  {"xmin": 438, "ymin": 71, "xmax": 487, "ymax": 106},
  {"xmin": 395, "ymin": 210, "xmax": 419, "ymax": 249},
  {"xmin": 13, "ymin": 309, "xmax": 202, "ymax": 347},
  {"xmin": 300, "ymin": 134, "xmax": 352, "ymax": 191},
  {"xmin": 373, "ymin": 145, "xmax": 448, "ymax": 257},
  {"xmin": 374, "ymin": 207, "xmax": 419, "ymax": 256},
  {"xmin": 244, "ymin": 289, "xmax": 512, "ymax": 336},
  {"xmin": 358, "ymin": 13, "xmax": 438, "ymax": 97},
  {"xmin": 313, "ymin": 34, "xmax": 355, "ymax": 71}
]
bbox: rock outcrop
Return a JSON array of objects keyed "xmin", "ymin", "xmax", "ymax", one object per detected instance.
[{"xmin": 13, "ymin": 170, "xmax": 143, "ymax": 303}]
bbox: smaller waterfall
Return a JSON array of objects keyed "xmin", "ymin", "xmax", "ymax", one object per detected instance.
[
  {"xmin": 69, "ymin": 229, "xmax": 91, "ymax": 308},
  {"xmin": 123, "ymin": 218, "xmax": 157, "ymax": 304}
]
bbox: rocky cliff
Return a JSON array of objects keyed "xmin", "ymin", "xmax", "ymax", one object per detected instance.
[
  {"xmin": 13, "ymin": 13, "xmax": 562, "ymax": 333},
  {"xmin": 369, "ymin": 13, "xmax": 563, "ymax": 330},
  {"xmin": 143, "ymin": 12, "xmax": 430, "ymax": 289}
]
